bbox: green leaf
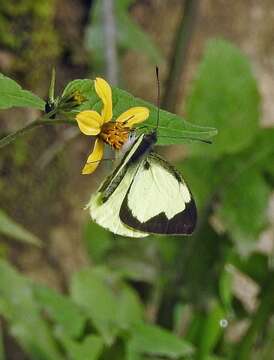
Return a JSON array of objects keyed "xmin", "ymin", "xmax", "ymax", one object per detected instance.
[
  {"xmin": 62, "ymin": 79, "xmax": 217, "ymax": 145},
  {"xmin": 70, "ymin": 267, "xmax": 118, "ymax": 345},
  {"xmin": 62, "ymin": 79, "xmax": 96, "ymax": 104},
  {"xmin": 219, "ymin": 264, "xmax": 233, "ymax": 311},
  {"xmin": 0, "ymin": 322, "xmax": 5, "ymax": 360},
  {"xmin": 116, "ymin": 11, "xmax": 163, "ymax": 65},
  {"xmin": 85, "ymin": 0, "xmax": 163, "ymax": 65},
  {"xmin": 186, "ymin": 39, "xmax": 260, "ymax": 157},
  {"xmin": 107, "ymin": 256, "xmax": 158, "ymax": 283},
  {"xmin": 34, "ymin": 284, "xmax": 86, "ymax": 339},
  {"xmin": 116, "ymin": 285, "xmax": 144, "ymax": 329},
  {"xmin": 0, "ymin": 260, "xmax": 63, "ymax": 360},
  {"xmin": 233, "ymin": 252, "xmax": 269, "ymax": 285},
  {"xmin": 112, "ymin": 87, "xmax": 217, "ymax": 145},
  {"xmin": 176, "ymin": 158, "xmax": 217, "ymax": 211},
  {"xmin": 84, "ymin": 221, "xmax": 113, "ymax": 263},
  {"xmin": 0, "ymin": 73, "xmax": 45, "ymax": 110},
  {"xmin": 128, "ymin": 322, "xmax": 194, "ymax": 359},
  {"xmin": 0, "ymin": 209, "xmax": 42, "ymax": 246},
  {"xmin": 197, "ymin": 301, "xmax": 226, "ymax": 358},
  {"xmin": 70, "ymin": 267, "xmax": 143, "ymax": 345},
  {"xmin": 58, "ymin": 333, "xmax": 104, "ymax": 360},
  {"xmin": 104, "ymin": 237, "xmax": 158, "ymax": 283},
  {"xmin": 217, "ymin": 169, "xmax": 270, "ymax": 255}
]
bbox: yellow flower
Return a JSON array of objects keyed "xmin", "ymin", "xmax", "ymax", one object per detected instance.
[{"xmin": 76, "ymin": 78, "xmax": 149, "ymax": 175}]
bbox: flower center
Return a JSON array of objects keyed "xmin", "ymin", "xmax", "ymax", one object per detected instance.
[{"xmin": 100, "ymin": 122, "xmax": 130, "ymax": 150}]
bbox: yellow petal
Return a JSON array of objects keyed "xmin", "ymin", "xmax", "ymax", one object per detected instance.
[
  {"xmin": 76, "ymin": 110, "xmax": 103, "ymax": 136},
  {"xmin": 95, "ymin": 78, "xmax": 113, "ymax": 123},
  {"xmin": 82, "ymin": 139, "xmax": 104, "ymax": 175},
  {"xmin": 116, "ymin": 107, "xmax": 149, "ymax": 128}
]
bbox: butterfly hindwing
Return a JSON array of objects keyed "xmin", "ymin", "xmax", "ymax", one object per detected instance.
[
  {"xmin": 87, "ymin": 134, "xmax": 152, "ymax": 238},
  {"xmin": 99, "ymin": 133, "xmax": 146, "ymax": 202},
  {"xmin": 119, "ymin": 153, "xmax": 197, "ymax": 235},
  {"xmin": 87, "ymin": 159, "xmax": 149, "ymax": 238}
]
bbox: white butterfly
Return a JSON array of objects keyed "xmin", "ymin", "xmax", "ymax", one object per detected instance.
[{"xmin": 87, "ymin": 130, "xmax": 197, "ymax": 237}]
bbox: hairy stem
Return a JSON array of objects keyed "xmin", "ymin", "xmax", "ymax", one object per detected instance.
[{"xmin": 0, "ymin": 117, "xmax": 76, "ymax": 149}]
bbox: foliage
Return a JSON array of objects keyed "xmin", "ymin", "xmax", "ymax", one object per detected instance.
[
  {"xmin": 184, "ymin": 39, "xmax": 274, "ymax": 255},
  {"xmin": 82, "ymin": 39, "xmax": 274, "ymax": 360},
  {"xmin": 0, "ymin": 209, "xmax": 41, "ymax": 246},
  {"xmin": 85, "ymin": 0, "xmax": 163, "ymax": 71},
  {"xmin": 0, "ymin": 0, "xmax": 59, "ymax": 86},
  {"xmin": 0, "ymin": 74, "xmax": 45, "ymax": 110},
  {"xmin": 0, "ymin": 260, "xmax": 193, "ymax": 360},
  {"xmin": 186, "ymin": 39, "xmax": 260, "ymax": 157},
  {"xmin": 0, "ymin": 73, "xmax": 217, "ymax": 149},
  {"xmin": 0, "ymin": 35, "xmax": 274, "ymax": 360}
]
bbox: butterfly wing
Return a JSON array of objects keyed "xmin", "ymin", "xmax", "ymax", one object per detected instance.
[
  {"xmin": 119, "ymin": 153, "xmax": 197, "ymax": 235},
  {"xmin": 87, "ymin": 160, "xmax": 149, "ymax": 238}
]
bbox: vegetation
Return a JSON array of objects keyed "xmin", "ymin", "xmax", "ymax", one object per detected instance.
[{"xmin": 0, "ymin": 1, "xmax": 274, "ymax": 359}]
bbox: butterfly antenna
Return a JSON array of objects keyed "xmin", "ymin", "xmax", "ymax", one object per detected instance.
[
  {"xmin": 158, "ymin": 135, "xmax": 213, "ymax": 144},
  {"xmin": 156, "ymin": 66, "xmax": 160, "ymax": 130}
]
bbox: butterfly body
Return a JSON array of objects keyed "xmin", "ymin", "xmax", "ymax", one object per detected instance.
[{"xmin": 129, "ymin": 130, "xmax": 157, "ymax": 163}]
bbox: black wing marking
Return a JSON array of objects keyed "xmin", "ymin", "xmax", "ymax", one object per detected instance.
[{"xmin": 119, "ymin": 154, "xmax": 197, "ymax": 235}]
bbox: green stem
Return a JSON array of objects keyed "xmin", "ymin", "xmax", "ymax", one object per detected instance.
[
  {"xmin": 0, "ymin": 320, "xmax": 5, "ymax": 360},
  {"xmin": 162, "ymin": 0, "xmax": 200, "ymax": 112},
  {"xmin": 236, "ymin": 273, "xmax": 274, "ymax": 360},
  {"xmin": 0, "ymin": 117, "xmax": 76, "ymax": 149}
]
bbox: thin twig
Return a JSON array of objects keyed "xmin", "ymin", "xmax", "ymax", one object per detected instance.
[
  {"xmin": 162, "ymin": 0, "xmax": 200, "ymax": 112},
  {"xmin": 37, "ymin": 127, "xmax": 79, "ymax": 169},
  {"xmin": 102, "ymin": 0, "xmax": 119, "ymax": 85},
  {"xmin": 0, "ymin": 117, "xmax": 76, "ymax": 149}
]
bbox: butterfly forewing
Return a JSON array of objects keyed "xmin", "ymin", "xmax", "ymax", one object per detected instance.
[
  {"xmin": 87, "ymin": 159, "xmax": 149, "ymax": 238},
  {"xmin": 119, "ymin": 153, "xmax": 197, "ymax": 235}
]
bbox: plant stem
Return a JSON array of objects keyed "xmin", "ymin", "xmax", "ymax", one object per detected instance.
[
  {"xmin": 0, "ymin": 320, "xmax": 5, "ymax": 360},
  {"xmin": 162, "ymin": 0, "xmax": 200, "ymax": 112},
  {"xmin": 0, "ymin": 117, "xmax": 76, "ymax": 149},
  {"xmin": 102, "ymin": 0, "xmax": 119, "ymax": 85}
]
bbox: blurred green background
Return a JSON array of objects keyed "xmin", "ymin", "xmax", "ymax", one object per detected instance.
[{"xmin": 0, "ymin": 1, "xmax": 274, "ymax": 359}]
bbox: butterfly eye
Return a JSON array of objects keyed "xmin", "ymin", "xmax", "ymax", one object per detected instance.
[{"xmin": 129, "ymin": 132, "xmax": 136, "ymax": 141}]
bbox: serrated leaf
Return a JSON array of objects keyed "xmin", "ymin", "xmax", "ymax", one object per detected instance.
[
  {"xmin": 0, "ymin": 209, "xmax": 42, "ymax": 246},
  {"xmin": 186, "ymin": 39, "xmax": 260, "ymax": 157},
  {"xmin": 0, "ymin": 260, "xmax": 62, "ymax": 360},
  {"xmin": 70, "ymin": 267, "xmax": 143, "ymax": 345},
  {"xmin": 0, "ymin": 73, "xmax": 45, "ymax": 110},
  {"xmin": 129, "ymin": 322, "xmax": 194, "ymax": 358},
  {"xmin": 58, "ymin": 333, "xmax": 104, "ymax": 360},
  {"xmin": 34, "ymin": 284, "xmax": 86, "ymax": 339},
  {"xmin": 62, "ymin": 79, "xmax": 217, "ymax": 145}
]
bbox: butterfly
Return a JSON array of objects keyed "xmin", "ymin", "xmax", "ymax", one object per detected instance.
[
  {"xmin": 87, "ymin": 68, "xmax": 198, "ymax": 237},
  {"xmin": 87, "ymin": 74, "xmax": 198, "ymax": 237}
]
